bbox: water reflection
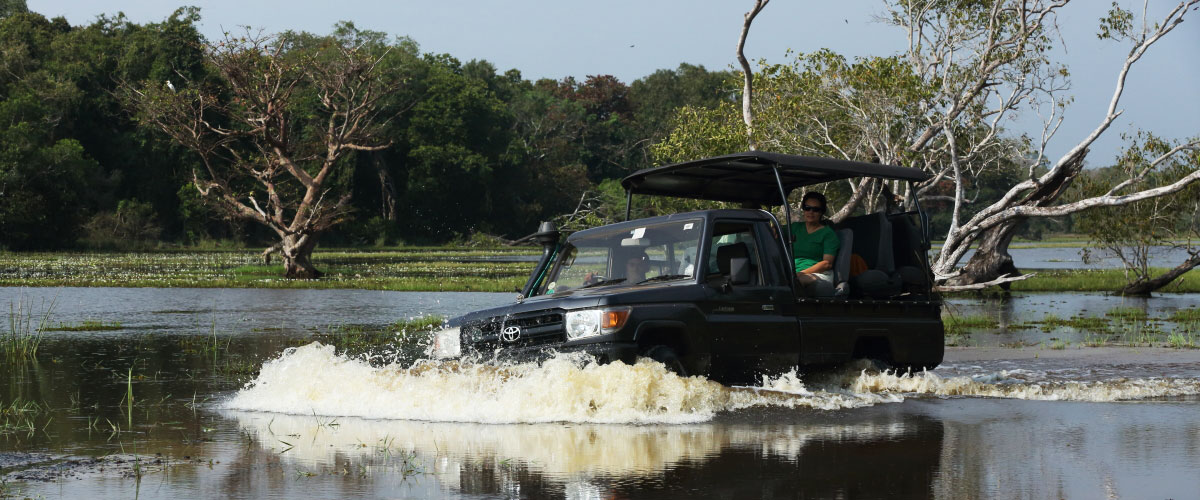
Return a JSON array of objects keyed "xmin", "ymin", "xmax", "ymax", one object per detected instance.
[{"xmin": 225, "ymin": 408, "xmax": 944, "ymax": 499}]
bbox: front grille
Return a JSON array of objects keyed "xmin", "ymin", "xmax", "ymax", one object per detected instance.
[{"xmin": 463, "ymin": 309, "xmax": 565, "ymax": 351}]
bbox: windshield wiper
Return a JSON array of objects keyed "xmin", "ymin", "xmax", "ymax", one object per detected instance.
[
  {"xmin": 580, "ymin": 278, "xmax": 626, "ymax": 289},
  {"xmin": 636, "ymin": 274, "xmax": 691, "ymax": 285}
]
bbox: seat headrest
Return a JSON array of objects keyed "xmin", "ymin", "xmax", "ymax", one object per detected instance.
[{"xmin": 716, "ymin": 242, "xmax": 749, "ymax": 275}]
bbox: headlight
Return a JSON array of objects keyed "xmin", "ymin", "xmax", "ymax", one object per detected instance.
[
  {"xmin": 429, "ymin": 326, "xmax": 461, "ymax": 359},
  {"xmin": 565, "ymin": 308, "xmax": 630, "ymax": 340}
]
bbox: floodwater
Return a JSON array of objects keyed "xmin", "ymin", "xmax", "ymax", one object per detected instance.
[
  {"xmin": 959, "ymin": 244, "xmax": 1191, "ymax": 269},
  {"xmin": 2, "ymin": 287, "xmax": 1200, "ymax": 499}
]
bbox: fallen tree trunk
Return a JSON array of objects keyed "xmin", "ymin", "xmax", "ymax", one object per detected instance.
[{"xmin": 1117, "ymin": 251, "xmax": 1200, "ymax": 296}]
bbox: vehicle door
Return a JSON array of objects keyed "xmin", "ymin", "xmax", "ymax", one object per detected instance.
[{"xmin": 702, "ymin": 219, "xmax": 800, "ymax": 376}]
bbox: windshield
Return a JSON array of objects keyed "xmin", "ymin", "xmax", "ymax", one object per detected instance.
[{"xmin": 539, "ymin": 219, "xmax": 704, "ymax": 295}]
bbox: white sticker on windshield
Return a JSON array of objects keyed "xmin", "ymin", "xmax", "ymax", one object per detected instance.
[
  {"xmin": 683, "ymin": 223, "xmax": 694, "ymax": 230},
  {"xmin": 632, "ymin": 227, "xmax": 646, "ymax": 239}
]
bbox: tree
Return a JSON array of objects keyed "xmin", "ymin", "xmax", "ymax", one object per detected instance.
[
  {"xmin": 912, "ymin": 0, "xmax": 1200, "ymax": 288},
  {"xmin": 736, "ymin": 0, "xmax": 769, "ymax": 151},
  {"xmin": 128, "ymin": 25, "xmax": 404, "ymax": 278},
  {"xmin": 0, "ymin": 11, "xmax": 102, "ymax": 249},
  {"xmin": 660, "ymin": 0, "xmax": 1200, "ymax": 289},
  {"xmin": 1077, "ymin": 133, "xmax": 1200, "ymax": 295}
]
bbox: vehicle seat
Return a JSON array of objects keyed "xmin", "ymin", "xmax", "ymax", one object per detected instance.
[
  {"xmin": 716, "ymin": 242, "xmax": 758, "ymax": 286},
  {"xmin": 889, "ymin": 214, "xmax": 929, "ymax": 291},
  {"xmin": 834, "ymin": 212, "xmax": 902, "ymax": 298},
  {"xmin": 808, "ymin": 228, "xmax": 853, "ymax": 298}
]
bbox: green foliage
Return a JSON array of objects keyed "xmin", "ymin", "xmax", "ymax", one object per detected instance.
[
  {"xmin": 81, "ymin": 198, "xmax": 162, "ymax": 249},
  {"xmin": 0, "ymin": 6, "xmax": 778, "ymax": 249},
  {"xmin": 1097, "ymin": 1, "xmax": 1135, "ymax": 41},
  {"xmin": 0, "ymin": 0, "xmax": 28, "ymax": 18},
  {"xmin": 1075, "ymin": 133, "xmax": 1200, "ymax": 288},
  {"xmin": 943, "ymin": 314, "xmax": 999, "ymax": 335}
]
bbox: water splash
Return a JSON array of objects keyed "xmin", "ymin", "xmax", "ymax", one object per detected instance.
[
  {"xmin": 852, "ymin": 369, "xmax": 1200, "ymax": 401},
  {"xmin": 223, "ymin": 342, "xmax": 1200, "ymax": 424}
]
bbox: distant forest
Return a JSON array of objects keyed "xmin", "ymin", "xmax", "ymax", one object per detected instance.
[
  {"xmin": 0, "ymin": 3, "xmax": 746, "ymax": 250},
  {"xmin": 1, "ymin": 3, "xmax": 1079, "ymax": 251}
]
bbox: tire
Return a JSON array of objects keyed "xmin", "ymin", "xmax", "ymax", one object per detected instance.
[{"xmin": 641, "ymin": 345, "xmax": 688, "ymax": 377}]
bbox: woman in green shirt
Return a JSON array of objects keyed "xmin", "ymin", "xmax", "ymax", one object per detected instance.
[{"xmin": 790, "ymin": 192, "xmax": 840, "ymax": 292}]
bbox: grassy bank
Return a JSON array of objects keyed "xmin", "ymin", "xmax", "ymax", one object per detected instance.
[
  {"xmin": 0, "ymin": 248, "xmax": 535, "ymax": 292},
  {"xmin": 1006, "ymin": 268, "xmax": 1200, "ymax": 293},
  {"xmin": 1, "ymin": 249, "xmax": 1196, "ymax": 293}
]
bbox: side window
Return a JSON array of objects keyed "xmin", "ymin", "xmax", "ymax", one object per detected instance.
[{"xmin": 707, "ymin": 221, "xmax": 763, "ymax": 285}]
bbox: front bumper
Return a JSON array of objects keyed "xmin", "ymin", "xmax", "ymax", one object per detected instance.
[{"xmin": 466, "ymin": 341, "xmax": 639, "ymax": 366}]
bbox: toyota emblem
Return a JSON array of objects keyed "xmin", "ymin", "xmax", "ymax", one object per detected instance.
[{"xmin": 500, "ymin": 326, "xmax": 521, "ymax": 342}]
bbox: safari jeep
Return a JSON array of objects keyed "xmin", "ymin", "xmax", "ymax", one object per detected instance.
[{"xmin": 430, "ymin": 152, "xmax": 944, "ymax": 383}]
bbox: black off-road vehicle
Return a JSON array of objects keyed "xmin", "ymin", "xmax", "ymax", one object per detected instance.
[{"xmin": 430, "ymin": 152, "xmax": 943, "ymax": 383}]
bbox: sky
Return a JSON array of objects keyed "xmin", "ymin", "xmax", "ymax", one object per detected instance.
[{"xmin": 29, "ymin": 1, "xmax": 1200, "ymax": 166}]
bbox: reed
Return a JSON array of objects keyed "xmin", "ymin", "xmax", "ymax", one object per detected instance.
[{"xmin": 5, "ymin": 295, "xmax": 56, "ymax": 360}]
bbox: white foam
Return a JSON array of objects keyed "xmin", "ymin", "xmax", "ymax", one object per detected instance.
[
  {"xmin": 851, "ymin": 369, "xmax": 1200, "ymax": 401},
  {"xmin": 223, "ymin": 343, "xmax": 1200, "ymax": 424}
]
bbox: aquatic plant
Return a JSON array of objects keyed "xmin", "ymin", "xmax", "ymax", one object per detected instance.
[
  {"xmin": 1105, "ymin": 306, "xmax": 1149, "ymax": 320},
  {"xmin": 4, "ymin": 250, "xmax": 1193, "ymax": 292},
  {"xmin": 0, "ymin": 249, "xmax": 532, "ymax": 292},
  {"xmin": 1004, "ymin": 268, "xmax": 1200, "ymax": 293},
  {"xmin": 1168, "ymin": 307, "xmax": 1200, "ymax": 323},
  {"xmin": 0, "ymin": 397, "xmax": 48, "ymax": 437},
  {"xmin": 942, "ymin": 314, "xmax": 999, "ymax": 335},
  {"xmin": 5, "ymin": 295, "xmax": 56, "ymax": 360},
  {"xmin": 1082, "ymin": 333, "xmax": 1112, "ymax": 347},
  {"xmin": 1028, "ymin": 314, "xmax": 1110, "ymax": 333},
  {"xmin": 1165, "ymin": 332, "xmax": 1197, "ymax": 349},
  {"xmin": 309, "ymin": 315, "xmax": 446, "ymax": 364},
  {"xmin": 46, "ymin": 320, "xmax": 123, "ymax": 332}
]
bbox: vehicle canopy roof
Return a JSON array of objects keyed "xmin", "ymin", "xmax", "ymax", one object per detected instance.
[
  {"xmin": 565, "ymin": 208, "xmax": 768, "ymax": 242},
  {"xmin": 620, "ymin": 152, "xmax": 929, "ymax": 206}
]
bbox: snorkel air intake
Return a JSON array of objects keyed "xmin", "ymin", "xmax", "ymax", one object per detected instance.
[{"xmin": 519, "ymin": 221, "xmax": 560, "ymax": 299}]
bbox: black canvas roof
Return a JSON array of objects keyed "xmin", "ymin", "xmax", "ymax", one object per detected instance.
[{"xmin": 620, "ymin": 152, "xmax": 929, "ymax": 206}]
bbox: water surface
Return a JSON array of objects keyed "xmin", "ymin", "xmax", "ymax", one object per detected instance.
[{"xmin": 2, "ymin": 287, "xmax": 1198, "ymax": 499}]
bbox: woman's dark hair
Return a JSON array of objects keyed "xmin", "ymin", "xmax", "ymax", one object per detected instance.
[{"xmin": 801, "ymin": 192, "xmax": 827, "ymax": 213}]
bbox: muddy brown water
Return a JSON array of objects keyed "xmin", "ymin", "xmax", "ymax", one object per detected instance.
[{"xmin": 2, "ymin": 287, "xmax": 1199, "ymax": 499}]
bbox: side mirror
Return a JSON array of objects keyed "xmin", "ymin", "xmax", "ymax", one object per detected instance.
[{"xmin": 729, "ymin": 257, "xmax": 751, "ymax": 286}]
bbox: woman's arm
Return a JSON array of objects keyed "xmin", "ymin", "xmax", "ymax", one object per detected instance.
[{"xmin": 800, "ymin": 255, "xmax": 835, "ymax": 274}]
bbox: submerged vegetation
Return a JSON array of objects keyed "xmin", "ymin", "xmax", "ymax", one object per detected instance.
[
  {"xmin": 5, "ymin": 296, "xmax": 55, "ymax": 360},
  {"xmin": 46, "ymin": 320, "xmax": 123, "ymax": 332},
  {"xmin": 309, "ymin": 316, "xmax": 446, "ymax": 364},
  {"xmin": 0, "ymin": 249, "xmax": 534, "ymax": 292},
  {"xmin": 1006, "ymin": 268, "xmax": 1200, "ymax": 293},
  {"xmin": 943, "ymin": 303, "xmax": 1200, "ymax": 349},
  {"xmin": 943, "ymin": 314, "xmax": 1000, "ymax": 335},
  {"xmin": 2, "ymin": 250, "xmax": 1197, "ymax": 293}
]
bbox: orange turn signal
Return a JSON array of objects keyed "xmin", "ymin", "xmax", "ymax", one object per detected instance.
[{"xmin": 602, "ymin": 309, "xmax": 631, "ymax": 330}]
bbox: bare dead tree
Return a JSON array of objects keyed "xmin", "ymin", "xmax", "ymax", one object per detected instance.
[
  {"xmin": 729, "ymin": 0, "xmax": 1199, "ymax": 289},
  {"xmin": 127, "ymin": 29, "xmax": 401, "ymax": 278},
  {"xmin": 737, "ymin": 0, "xmax": 770, "ymax": 151},
  {"xmin": 930, "ymin": 0, "xmax": 1200, "ymax": 287}
]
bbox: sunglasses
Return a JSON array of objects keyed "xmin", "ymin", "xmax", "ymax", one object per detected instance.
[{"xmin": 801, "ymin": 205, "xmax": 824, "ymax": 212}]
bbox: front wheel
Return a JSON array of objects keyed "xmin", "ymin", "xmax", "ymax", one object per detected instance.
[{"xmin": 641, "ymin": 345, "xmax": 688, "ymax": 377}]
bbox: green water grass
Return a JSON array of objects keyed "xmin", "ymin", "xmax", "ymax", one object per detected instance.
[
  {"xmin": 1005, "ymin": 268, "xmax": 1200, "ymax": 293},
  {"xmin": 5, "ymin": 296, "xmax": 56, "ymax": 360},
  {"xmin": 1105, "ymin": 306, "xmax": 1149, "ymax": 320},
  {"xmin": 942, "ymin": 314, "xmax": 1000, "ymax": 335},
  {"xmin": 1, "ymin": 249, "xmax": 1197, "ymax": 293},
  {"xmin": 0, "ymin": 249, "xmax": 533, "ymax": 292},
  {"xmin": 309, "ymin": 316, "xmax": 446, "ymax": 362},
  {"xmin": 46, "ymin": 320, "xmax": 123, "ymax": 331},
  {"xmin": 1168, "ymin": 307, "xmax": 1200, "ymax": 323}
]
